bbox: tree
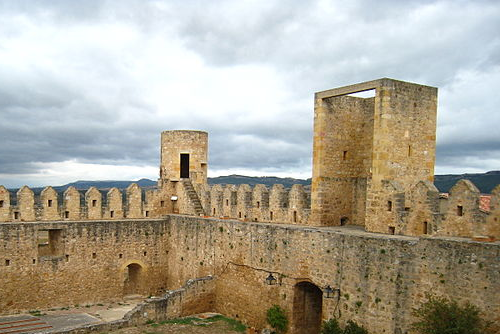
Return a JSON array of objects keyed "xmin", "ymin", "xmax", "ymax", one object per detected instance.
[{"xmin": 411, "ymin": 295, "xmax": 492, "ymax": 334}]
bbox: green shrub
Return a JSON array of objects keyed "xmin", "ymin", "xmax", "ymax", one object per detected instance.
[
  {"xmin": 320, "ymin": 318, "xmax": 342, "ymax": 334},
  {"xmin": 411, "ymin": 295, "xmax": 492, "ymax": 334},
  {"xmin": 343, "ymin": 320, "xmax": 368, "ymax": 334},
  {"xmin": 266, "ymin": 305, "xmax": 288, "ymax": 333},
  {"xmin": 321, "ymin": 319, "xmax": 367, "ymax": 334}
]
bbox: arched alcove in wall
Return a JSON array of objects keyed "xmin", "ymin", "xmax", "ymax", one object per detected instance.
[{"xmin": 123, "ymin": 262, "xmax": 143, "ymax": 295}]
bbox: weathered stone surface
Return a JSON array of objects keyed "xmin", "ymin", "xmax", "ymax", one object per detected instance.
[
  {"xmin": 85, "ymin": 187, "xmax": 102, "ymax": 220},
  {"xmin": 160, "ymin": 130, "xmax": 208, "ymax": 185}
]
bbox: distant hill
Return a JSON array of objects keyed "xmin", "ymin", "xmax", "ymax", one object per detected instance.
[
  {"xmin": 63, "ymin": 179, "xmax": 157, "ymax": 190},
  {"xmin": 208, "ymin": 174, "xmax": 311, "ymax": 188},
  {"xmin": 433, "ymin": 171, "xmax": 500, "ymax": 194},
  {"xmin": 8, "ymin": 171, "xmax": 500, "ymax": 195}
]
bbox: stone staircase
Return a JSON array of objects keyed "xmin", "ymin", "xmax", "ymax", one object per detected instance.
[
  {"xmin": 181, "ymin": 180, "xmax": 205, "ymax": 216},
  {"xmin": 0, "ymin": 316, "xmax": 52, "ymax": 334}
]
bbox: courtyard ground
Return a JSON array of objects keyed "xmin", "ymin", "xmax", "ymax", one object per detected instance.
[{"xmin": 0, "ymin": 297, "xmax": 247, "ymax": 334}]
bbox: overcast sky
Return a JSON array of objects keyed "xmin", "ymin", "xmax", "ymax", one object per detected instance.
[{"xmin": 0, "ymin": 0, "xmax": 499, "ymax": 188}]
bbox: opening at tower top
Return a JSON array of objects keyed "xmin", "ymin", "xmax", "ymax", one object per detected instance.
[
  {"xmin": 180, "ymin": 153, "xmax": 190, "ymax": 178},
  {"xmin": 346, "ymin": 89, "xmax": 375, "ymax": 98}
]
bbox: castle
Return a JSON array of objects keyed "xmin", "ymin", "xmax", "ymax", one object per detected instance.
[{"xmin": 0, "ymin": 78, "xmax": 499, "ymax": 334}]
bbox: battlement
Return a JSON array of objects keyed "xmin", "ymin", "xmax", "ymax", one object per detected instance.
[
  {"xmin": 0, "ymin": 179, "xmax": 498, "ymax": 240},
  {"xmin": 0, "ymin": 184, "xmax": 155, "ymax": 222}
]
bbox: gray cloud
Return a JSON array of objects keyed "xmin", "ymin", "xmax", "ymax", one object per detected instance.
[{"xmin": 0, "ymin": 0, "xmax": 499, "ymax": 187}]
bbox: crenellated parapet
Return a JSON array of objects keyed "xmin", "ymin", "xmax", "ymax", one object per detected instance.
[
  {"xmin": 0, "ymin": 178, "xmax": 498, "ymax": 240},
  {"xmin": 370, "ymin": 178, "xmax": 499, "ymax": 240},
  {"xmin": 197, "ymin": 183, "xmax": 311, "ymax": 224},
  {"xmin": 0, "ymin": 184, "xmax": 151, "ymax": 222}
]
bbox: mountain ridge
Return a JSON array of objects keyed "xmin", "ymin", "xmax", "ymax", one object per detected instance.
[{"xmin": 7, "ymin": 171, "xmax": 500, "ymax": 194}]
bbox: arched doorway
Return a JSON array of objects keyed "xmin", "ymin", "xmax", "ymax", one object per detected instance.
[
  {"xmin": 292, "ymin": 281, "xmax": 323, "ymax": 334},
  {"xmin": 124, "ymin": 263, "xmax": 143, "ymax": 295}
]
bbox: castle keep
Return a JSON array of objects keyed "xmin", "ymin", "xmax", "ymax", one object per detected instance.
[{"xmin": 0, "ymin": 78, "xmax": 499, "ymax": 334}]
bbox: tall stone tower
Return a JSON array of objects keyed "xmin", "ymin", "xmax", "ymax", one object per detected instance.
[
  {"xmin": 310, "ymin": 78, "xmax": 437, "ymax": 233},
  {"xmin": 160, "ymin": 130, "xmax": 208, "ymax": 185}
]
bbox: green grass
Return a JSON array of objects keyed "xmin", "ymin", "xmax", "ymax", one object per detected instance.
[
  {"xmin": 147, "ymin": 315, "xmax": 246, "ymax": 332},
  {"xmin": 28, "ymin": 310, "xmax": 46, "ymax": 317},
  {"xmin": 209, "ymin": 315, "xmax": 247, "ymax": 332}
]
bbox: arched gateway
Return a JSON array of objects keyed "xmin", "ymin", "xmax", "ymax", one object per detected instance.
[{"xmin": 292, "ymin": 281, "xmax": 323, "ymax": 334}]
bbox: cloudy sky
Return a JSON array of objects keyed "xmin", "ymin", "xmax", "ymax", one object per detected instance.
[{"xmin": 0, "ymin": 0, "xmax": 499, "ymax": 188}]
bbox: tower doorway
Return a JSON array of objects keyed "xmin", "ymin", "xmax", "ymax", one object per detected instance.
[
  {"xmin": 180, "ymin": 154, "xmax": 190, "ymax": 178},
  {"xmin": 292, "ymin": 281, "xmax": 323, "ymax": 334},
  {"xmin": 124, "ymin": 263, "xmax": 143, "ymax": 295}
]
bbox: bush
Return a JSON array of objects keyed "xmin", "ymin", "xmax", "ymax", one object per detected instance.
[
  {"xmin": 320, "ymin": 318, "xmax": 342, "ymax": 334},
  {"xmin": 266, "ymin": 305, "xmax": 288, "ymax": 333},
  {"xmin": 321, "ymin": 318, "xmax": 367, "ymax": 334},
  {"xmin": 344, "ymin": 320, "xmax": 368, "ymax": 334},
  {"xmin": 411, "ymin": 295, "xmax": 492, "ymax": 334}
]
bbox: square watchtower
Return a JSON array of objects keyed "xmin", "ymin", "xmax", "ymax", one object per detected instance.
[{"xmin": 310, "ymin": 78, "xmax": 437, "ymax": 232}]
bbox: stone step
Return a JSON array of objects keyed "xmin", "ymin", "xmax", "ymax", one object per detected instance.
[{"xmin": 0, "ymin": 317, "xmax": 52, "ymax": 334}]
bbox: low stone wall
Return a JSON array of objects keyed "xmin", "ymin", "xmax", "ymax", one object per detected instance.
[{"xmin": 46, "ymin": 276, "xmax": 215, "ymax": 334}]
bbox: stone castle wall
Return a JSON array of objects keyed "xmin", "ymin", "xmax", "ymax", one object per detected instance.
[
  {"xmin": 0, "ymin": 219, "xmax": 171, "ymax": 313},
  {"xmin": 0, "ymin": 216, "xmax": 498, "ymax": 334}
]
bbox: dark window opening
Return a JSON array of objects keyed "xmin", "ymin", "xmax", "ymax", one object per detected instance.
[
  {"xmin": 423, "ymin": 221, "xmax": 428, "ymax": 235},
  {"xmin": 404, "ymin": 207, "xmax": 410, "ymax": 212},
  {"xmin": 254, "ymin": 218, "xmax": 258, "ymax": 221},
  {"xmin": 257, "ymin": 201, "xmax": 260, "ymax": 208},
  {"xmin": 119, "ymin": 253, "xmax": 123, "ymax": 258},
  {"xmin": 32, "ymin": 259, "xmax": 36, "ymax": 264},
  {"xmin": 143, "ymin": 251, "xmax": 147, "ymax": 256},
  {"xmin": 387, "ymin": 200, "xmax": 393, "ymax": 212},
  {"xmin": 145, "ymin": 211, "xmax": 149, "ymax": 217},
  {"xmin": 5, "ymin": 259, "xmax": 10, "ymax": 266},
  {"xmin": 65, "ymin": 255, "xmax": 69, "ymax": 262},
  {"xmin": 293, "ymin": 211, "xmax": 298, "ymax": 223},
  {"xmin": 180, "ymin": 153, "xmax": 190, "ymax": 178},
  {"xmin": 408, "ymin": 145, "xmax": 412, "ymax": 157},
  {"xmin": 160, "ymin": 200, "xmax": 165, "ymax": 207},
  {"xmin": 65, "ymin": 211, "xmax": 69, "ymax": 218},
  {"xmin": 110, "ymin": 211, "xmax": 114, "ymax": 218},
  {"xmin": 340, "ymin": 217, "xmax": 348, "ymax": 226},
  {"xmin": 14, "ymin": 212, "xmax": 20, "ymax": 220},
  {"xmin": 92, "ymin": 199, "xmax": 97, "ymax": 207},
  {"xmin": 238, "ymin": 212, "xmax": 242, "ymax": 218},
  {"xmin": 92, "ymin": 253, "xmax": 97, "ymax": 259},
  {"xmin": 226, "ymin": 199, "xmax": 229, "ymax": 206},
  {"xmin": 457, "ymin": 205, "xmax": 463, "ymax": 216},
  {"xmin": 0, "ymin": 200, "xmax": 4, "ymax": 208},
  {"xmin": 389, "ymin": 226, "xmax": 395, "ymax": 235},
  {"xmin": 213, "ymin": 208, "xmax": 216, "ymax": 215},
  {"xmin": 48, "ymin": 199, "xmax": 53, "ymax": 207},
  {"xmin": 342, "ymin": 151, "xmax": 348, "ymax": 160},
  {"xmin": 270, "ymin": 211, "xmax": 273, "ymax": 221}
]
